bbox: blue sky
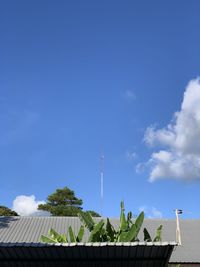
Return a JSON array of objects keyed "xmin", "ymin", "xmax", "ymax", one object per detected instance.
[{"xmin": 1, "ymin": 0, "xmax": 200, "ymax": 218}]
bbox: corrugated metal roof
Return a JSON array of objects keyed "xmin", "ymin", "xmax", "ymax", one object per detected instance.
[
  {"xmin": 0, "ymin": 242, "xmax": 176, "ymax": 267},
  {"xmin": 0, "ymin": 216, "xmax": 197, "ymax": 263}
]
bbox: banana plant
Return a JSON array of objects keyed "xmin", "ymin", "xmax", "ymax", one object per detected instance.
[
  {"xmin": 116, "ymin": 201, "xmax": 144, "ymax": 242},
  {"xmin": 41, "ymin": 202, "xmax": 163, "ymax": 244},
  {"xmin": 78, "ymin": 201, "xmax": 145, "ymax": 242},
  {"xmin": 41, "ymin": 228, "xmax": 67, "ymax": 243},
  {"xmin": 143, "ymin": 225, "xmax": 163, "ymax": 242},
  {"xmin": 88, "ymin": 220, "xmax": 105, "ymax": 242},
  {"xmin": 78, "ymin": 211, "xmax": 107, "ymax": 242},
  {"xmin": 41, "ymin": 225, "xmax": 85, "ymax": 243},
  {"xmin": 68, "ymin": 225, "xmax": 85, "ymax": 242},
  {"xmin": 78, "ymin": 211, "xmax": 95, "ymax": 231},
  {"xmin": 105, "ymin": 218, "xmax": 116, "ymax": 241}
]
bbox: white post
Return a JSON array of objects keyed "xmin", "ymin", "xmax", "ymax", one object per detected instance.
[{"xmin": 175, "ymin": 209, "xmax": 182, "ymax": 245}]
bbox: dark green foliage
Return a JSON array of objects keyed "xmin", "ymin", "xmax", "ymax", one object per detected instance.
[
  {"xmin": 105, "ymin": 218, "xmax": 115, "ymax": 241},
  {"xmin": 38, "ymin": 187, "xmax": 83, "ymax": 216},
  {"xmin": 143, "ymin": 228, "xmax": 152, "ymax": 242},
  {"xmin": 78, "ymin": 211, "xmax": 95, "ymax": 231},
  {"xmin": 85, "ymin": 210, "xmax": 101, "ymax": 217},
  {"xmin": 143, "ymin": 225, "xmax": 163, "ymax": 242},
  {"xmin": 88, "ymin": 220, "xmax": 105, "ymax": 242},
  {"xmin": 38, "ymin": 187, "xmax": 100, "ymax": 217},
  {"xmin": 0, "ymin": 206, "xmax": 18, "ymax": 216}
]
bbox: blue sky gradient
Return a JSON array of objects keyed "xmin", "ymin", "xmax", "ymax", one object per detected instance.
[{"xmin": 1, "ymin": 0, "xmax": 200, "ymax": 218}]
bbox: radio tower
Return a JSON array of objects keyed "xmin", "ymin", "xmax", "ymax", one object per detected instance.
[
  {"xmin": 175, "ymin": 209, "xmax": 183, "ymax": 245},
  {"xmin": 100, "ymin": 152, "xmax": 104, "ymax": 217}
]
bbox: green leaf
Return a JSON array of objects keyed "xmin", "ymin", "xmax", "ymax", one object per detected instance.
[
  {"xmin": 48, "ymin": 228, "xmax": 67, "ymax": 242},
  {"xmin": 68, "ymin": 226, "xmax": 76, "ymax": 242},
  {"xmin": 135, "ymin": 212, "xmax": 144, "ymax": 230},
  {"xmin": 88, "ymin": 220, "xmax": 104, "ymax": 242},
  {"xmin": 120, "ymin": 201, "xmax": 128, "ymax": 231},
  {"xmin": 106, "ymin": 218, "xmax": 115, "ymax": 242},
  {"xmin": 49, "ymin": 228, "xmax": 60, "ymax": 239},
  {"xmin": 100, "ymin": 227, "xmax": 110, "ymax": 242},
  {"xmin": 143, "ymin": 228, "xmax": 152, "ymax": 242},
  {"xmin": 134, "ymin": 211, "xmax": 144, "ymax": 238},
  {"xmin": 78, "ymin": 211, "xmax": 95, "ymax": 231},
  {"xmin": 153, "ymin": 225, "xmax": 162, "ymax": 242},
  {"xmin": 118, "ymin": 231, "xmax": 128, "ymax": 242},
  {"xmin": 127, "ymin": 211, "xmax": 132, "ymax": 222},
  {"xmin": 60, "ymin": 234, "xmax": 67, "ymax": 242},
  {"xmin": 40, "ymin": 235, "xmax": 57, "ymax": 243},
  {"xmin": 76, "ymin": 225, "xmax": 84, "ymax": 242},
  {"xmin": 124, "ymin": 223, "xmax": 137, "ymax": 241}
]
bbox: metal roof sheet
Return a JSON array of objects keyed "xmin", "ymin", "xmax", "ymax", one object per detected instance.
[
  {"xmin": 0, "ymin": 242, "xmax": 176, "ymax": 267},
  {"xmin": 0, "ymin": 216, "xmax": 198, "ymax": 263}
]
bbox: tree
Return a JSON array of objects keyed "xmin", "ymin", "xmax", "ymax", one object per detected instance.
[
  {"xmin": 0, "ymin": 206, "xmax": 18, "ymax": 216},
  {"xmin": 38, "ymin": 187, "xmax": 83, "ymax": 216},
  {"xmin": 85, "ymin": 210, "xmax": 100, "ymax": 217},
  {"xmin": 38, "ymin": 186, "xmax": 101, "ymax": 217}
]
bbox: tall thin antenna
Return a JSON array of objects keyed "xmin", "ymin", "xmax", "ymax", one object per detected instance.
[
  {"xmin": 174, "ymin": 209, "xmax": 183, "ymax": 245},
  {"xmin": 100, "ymin": 152, "xmax": 104, "ymax": 217}
]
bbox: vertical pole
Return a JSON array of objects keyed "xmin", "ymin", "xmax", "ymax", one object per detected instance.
[{"xmin": 175, "ymin": 209, "xmax": 182, "ymax": 245}]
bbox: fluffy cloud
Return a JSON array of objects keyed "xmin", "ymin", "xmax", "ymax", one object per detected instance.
[
  {"xmin": 126, "ymin": 151, "xmax": 137, "ymax": 161},
  {"xmin": 144, "ymin": 78, "xmax": 200, "ymax": 182},
  {"xmin": 139, "ymin": 206, "xmax": 163, "ymax": 218},
  {"xmin": 123, "ymin": 90, "xmax": 136, "ymax": 100},
  {"xmin": 12, "ymin": 195, "xmax": 49, "ymax": 216}
]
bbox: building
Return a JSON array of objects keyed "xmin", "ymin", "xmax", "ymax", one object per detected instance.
[{"xmin": 0, "ymin": 216, "xmax": 199, "ymax": 266}]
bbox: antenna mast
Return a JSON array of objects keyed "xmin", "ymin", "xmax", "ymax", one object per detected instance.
[
  {"xmin": 100, "ymin": 152, "xmax": 104, "ymax": 217},
  {"xmin": 175, "ymin": 209, "xmax": 183, "ymax": 245}
]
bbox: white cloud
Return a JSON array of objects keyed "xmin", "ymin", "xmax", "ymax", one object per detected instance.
[
  {"xmin": 139, "ymin": 206, "xmax": 163, "ymax": 218},
  {"xmin": 135, "ymin": 162, "xmax": 146, "ymax": 173},
  {"xmin": 123, "ymin": 90, "xmax": 136, "ymax": 100},
  {"xmin": 126, "ymin": 151, "xmax": 137, "ymax": 161},
  {"xmin": 12, "ymin": 195, "xmax": 49, "ymax": 216},
  {"xmin": 144, "ymin": 78, "xmax": 200, "ymax": 182}
]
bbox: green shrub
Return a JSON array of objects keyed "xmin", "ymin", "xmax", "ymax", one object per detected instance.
[{"xmin": 41, "ymin": 201, "xmax": 163, "ymax": 243}]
